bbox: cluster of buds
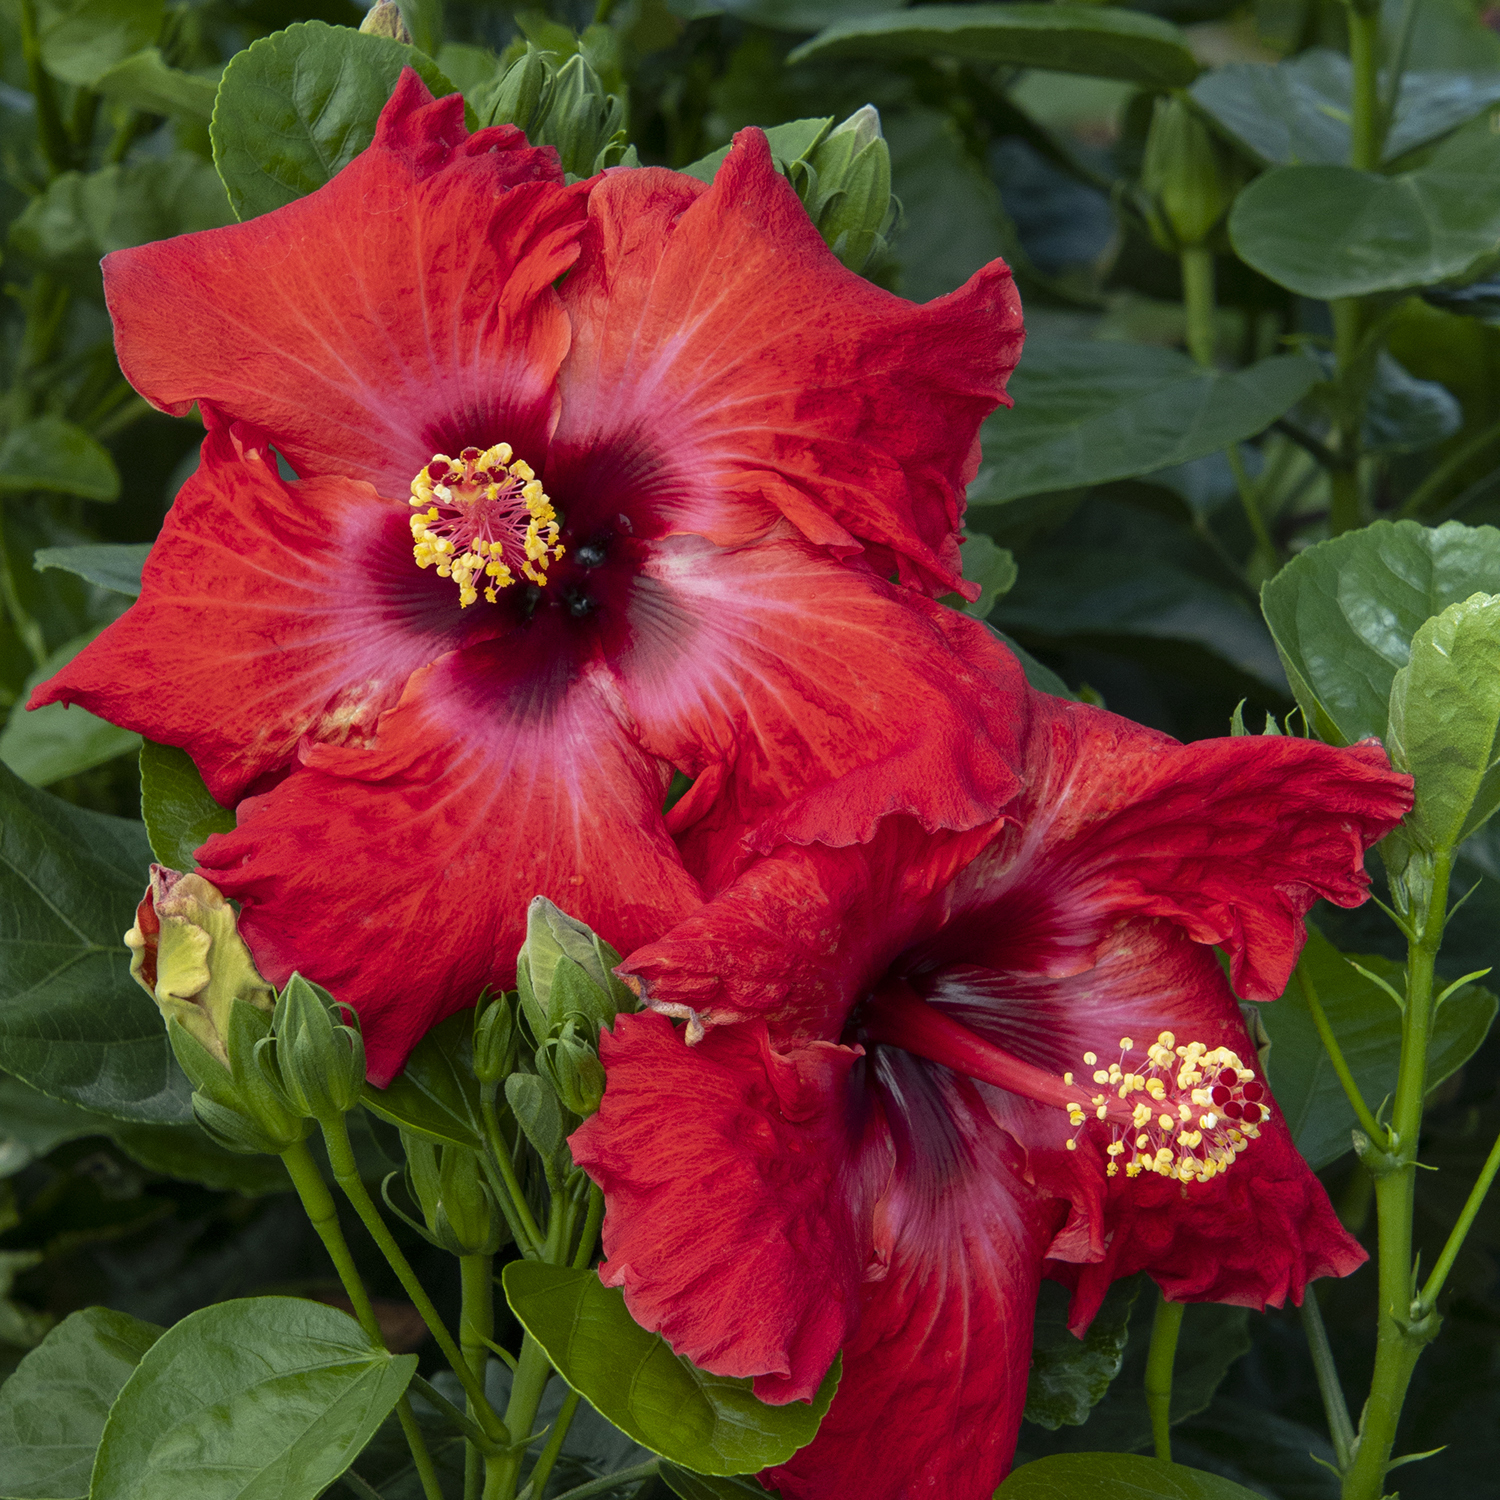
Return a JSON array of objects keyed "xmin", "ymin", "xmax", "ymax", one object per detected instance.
[
  {"xmin": 786, "ymin": 106, "xmax": 896, "ymax": 276},
  {"xmin": 477, "ymin": 45, "xmax": 634, "ymax": 179},
  {"xmin": 1135, "ymin": 94, "xmax": 1247, "ymax": 254}
]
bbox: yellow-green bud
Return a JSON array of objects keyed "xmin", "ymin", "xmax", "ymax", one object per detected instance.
[
  {"xmin": 359, "ymin": 0, "xmax": 412, "ymax": 42},
  {"xmin": 516, "ymin": 897, "xmax": 632, "ymax": 1042},
  {"xmin": 802, "ymin": 104, "xmax": 894, "ymax": 274},
  {"xmin": 1139, "ymin": 95, "xmax": 1244, "ymax": 252},
  {"xmin": 535, "ymin": 1021, "xmax": 606, "ymax": 1118},
  {"xmin": 126, "ymin": 866, "xmax": 274, "ymax": 1066},
  {"xmin": 474, "ymin": 992, "xmax": 520, "ymax": 1086},
  {"xmin": 271, "ymin": 974, "xmax": 366, "ymax": 1123}
]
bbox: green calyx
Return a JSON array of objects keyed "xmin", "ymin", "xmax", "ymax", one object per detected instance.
[
  {"xmin": 267, "ymin": 973, "xmax": 367, "ymax": 1125},
  {"xmin": 536, "ymin": 1021, "xmax": 607, "ymax": 1118},
  {"xmin": 793, "ymin": 105, "xmax": 895, "ymax": 275},
  {"xmin": 1138, "ymin": 93, "xmax": 1245, "ymax": 253},
  {"xmin": 401, "ymin": 1132, "xmax": 509, "ymax": 1256},
  {"xmin": 516, "ymin": 896, "xmax": 633, "ymax": 1044}
]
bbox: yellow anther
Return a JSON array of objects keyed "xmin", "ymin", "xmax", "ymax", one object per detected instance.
[
  {"xmin": 1131, "ymin": 1102, "xmax": 1152, "ymax": 1128},
  {"xmin": 1063, "ymin": 1072, "xmax": 1074, "ymax": 1085},
  {"xmin": 1065, "ymin": 1138, "xmax": 1077, "ymax": 1151},
  {"xmin": 1158, "ymin": 1113, "xmax": 1175, "ymax": 1131},
  {"xmin": 1083, "ymin": 1052, "xmax": 1098, "ymax": 1066},
  {"xmin": 1106, "ymin": 1142, "xmax": 1125, "ymax": 1157},
  {"xmin": 1158, "ymin": 1031, "xmax": 1175, "ymax": 1048},
  {"xmin": 1093, "ymin": 1069, "xmax": 1110, "ymax": 1085},
  {"xmin": 1119, "ymin": 1037, "xmax": 1134, "ymax": 1052}
]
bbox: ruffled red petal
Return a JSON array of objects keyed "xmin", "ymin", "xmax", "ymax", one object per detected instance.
[
  {"xmin": 550, "ymin": 130, "xmax": 1024, "ymax": 596},
  {"xmin": 104, "ymin": 72, "xmax": 585, "ymax": 497},
  {"xmin": 609, "ymin": 537, "xmax": 1027, "ymax": 892},
  {"xmin": 29, "ymin": 419, "xmax": 495, "ymax": 804},
  {"xmin": 570, "ymin": 1013, "xmax": 870, "ymax": 1402},
  {"xmin": 195, "ymin": 643, "xmax": 702, "ymax": 1085}
]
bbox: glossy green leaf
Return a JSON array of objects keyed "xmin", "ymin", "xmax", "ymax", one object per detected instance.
[
  {"xmin": 1229, "ymin": 117, "xmax": 1500, "ymax": 300},
  {"xmin": 788, "ymin": 5, "xmax": 1199, "ymax": 88},
  {"xmin": 0, "ymin": 630, "xmax": 141, "ymax": 788},
  {"xmin": 1259, "ymin": 519, "xmax": 1500, "ymax": 747},
  {"xmin": 1000, "ymin": 1453, "xmax": 1266, "ymax": 1499},
  {"xmin": 1191, "ymin": 49, "xmax": 1500, "ymax": 168},
  {"xmin": 96, "ymin": 49, "xmax": 220, "ymax": 121},
  {"xmin": 0, "ymin": 1074, "xmax": 106, "ymax": 1176},
  {"xmin": 957, "ymin": 533, "xmax": 1017, "ymax": 619},
  {"xmin": 363, "ymin": 1008, "xmax": 483, "ymax": 1149},
  {"xmin": 681, "ymin": 116, "xmax": 831, "ymax": 182},
  {"xmin": 0, "ymin": 1306, "xmax": 162, "ymax": 1499},
  {"xmin": 1388, "ymin": 593, "xmax": 1500, "ymax": 851},
  {"xmin": 211, "ymin": 20, "xmax": 458, "ymax": 221},
  {"xmin": 36, "ymin": 0, "xmax": 162, "ymax": 88},
  {"xmin": 1024, "ymin": 1276, "xmax": 1138, "ymax": 1430},
  {"xmin": 0, "ymin": 763, "xmax": 190, "ymax": 1123},
  {"xmin": 714, "ymin": 0, "xmax": 905, "ymax": 31},
  {"xmin": 138, "ymin": 741, "xmax": 235, "ymax": 871},
  {"xmin": 10, "ymin": 155, "xmax": 234, "ymax": 289},
  {"xmin": 503, "ymin": 1262, "xmax": 839, "ymax": 1475},
  {"xmin": 33, "ymin": 543, "xmax": 148, "ymax": 596},
  {"xmin": 505, "ymin": 1070, "xmax": 571, "ymax": 1168},
  {"xmin": 969, "ymin": 343, "xmax": 1320, "ymax": 506},
  {"xmin": 91, "ymin": 1297, "xmax": 416, "ymax": 1500},
  {"xmin": 110, "ymin": 1119, "xmax": 289, "ymax": 1195},
  {"xmin": 1258, "ymin": 926, "xmax": 1497, "ymax": 1170},
  {"xmin": 0, "ymin": 416, "xmax": 119, "ymax": 502},
  {"xmin": 661, "ymin": 1468, "xmax": 781, "ymax": 1500}
]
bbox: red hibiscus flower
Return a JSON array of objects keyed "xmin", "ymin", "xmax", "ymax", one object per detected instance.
[
  {"xmin": 570, "ymin": 690, "xmax": 1414, "ymax": 1500},
  {"xmin": 30, "ymin": 73, "xmax": 1029, "ymax": 1084}
]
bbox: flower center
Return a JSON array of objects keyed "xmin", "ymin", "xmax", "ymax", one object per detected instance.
[
  {"xmin": 862, "ymin": 984, "xmax": 1262, "ymax": 1186},
  {"xmin": 409, "ymin": 445, "xmax": 564, "ymax": 608}
]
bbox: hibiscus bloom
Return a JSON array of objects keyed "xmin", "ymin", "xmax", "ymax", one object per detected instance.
[
  {"xmin": 570, "ymin": 689, "xmax": 1413, "ymax": 1500},
  {"xmin": 31, "ymin": 73, "xmax": 1029, "ymax": 1083}
]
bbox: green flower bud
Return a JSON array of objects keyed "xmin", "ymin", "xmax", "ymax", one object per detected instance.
[
  {"xmin": 270, "ymin": 974, "xmax": 366, "ymax": 1124},
  {"xmin": 516, "ymin": 897, "xmax": 633, "ymax": 1042},
  {"xmin": 477, "ymin": 43, "xmax": 553, "ymax": 136},
  {"xmin": 801, "ymin": 104, "xmax": 894, "ymax": 274},
  {"xmin": 535, "ymin": 1020, "xmax": 606, "ymax": 1118},
  {"xmin": 359, "ymin": 0, "xmax": 412, "ymax": 42},
  {"xmin": 536, "ymin": 53, "xmax": 628, "ymax": 179},
  {"xmin": 474, "ymin": 991, "xmax": 520, "ymax": 1086},
  {"xmin": 1139, "ymin": 94, "xmax": 1244, "ymax": 253},
  {"xmin": 402, "ymin": 1133, "xmax": 508, "ymax": 1255},
  {"xmin": 125, "ymin": 865, "xmax": 274, "ymax": 1066}
]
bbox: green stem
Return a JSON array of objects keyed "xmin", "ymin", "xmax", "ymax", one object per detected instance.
[
  {"xmin": 1421, "ymin": 1122, "xmax": 1500, "ymax": 1309},
  {"xmin": 17, "ymin": 0, "xmax": 73, "ymax": 177},
  {"xmin": 1329, "ymin": 298, "xmax": 1366, "ymax": 536},
  {"xmin": 1301, "ymin": 1284, "xmax": 1356, "ymax": 1471},
  {"xmin": 491, "ymin": 1333, "xmax": 555, "ymax": 1500},
  {"xmin": 1144, "ymin": 1291, "xmax": 1184, "ymax": 1463},
  {"xmin": 571, "ymin": 1182, "xmax": 605, "ymax": 1269},
  {"xmin": 0, "ymin": 503, "xmax": 48, "ymax": 671},
  {"xmin": 342, "ymin": 1469, "xmax": 387, "ymax": 1500},
  {"xmin": 1295, "ymin": 956, "xmax": 1387, "ymax": 1146},
  {"xmin": 462, "ymin": 1255, "xmax": 496, "ymax": 1500},
  {"xmin": 1347, "ymin": 5, "xmax": 1382, "ymax": 172},
  {"xmin": 279, "ymin": 1142, "xmax": 443, "ymax": 1500},
  {"xmin": 1341, "ymin": 851, "xmax": 1452, "ymax": 1500},
  {"xmin": 550, "ymin": 1462, "xmax": 661, "ymax": 1500},
  {"xmin": 519, "ymin": 1388, "xmax": 581, "ymax": 1500},
  {"xmin": 1401, "ymin": 415, "xmax": 1500, "ymax": 519},
  {"xmin": 1179, "ymin": 245, "xmax": 1216, "ymax": 369},
  {"xmin": 319, "ymin": 1116, "xmax": 510, "ymax": 1447},
  {"xmin": 480, "ymin": 1086, "xmax": 545, "ymax": 1255},
  {"xmin": 1227, "ymin": 444, "xmax": 1277, "ymax": 563},
  {"xmin": 102, "ymin": 110, "xmax": 145, "ymax": 166}
]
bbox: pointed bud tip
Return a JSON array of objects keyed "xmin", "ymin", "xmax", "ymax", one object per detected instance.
[{"xmin": 359, "ymin": 0, "xmax": 412, "ymax": 42}]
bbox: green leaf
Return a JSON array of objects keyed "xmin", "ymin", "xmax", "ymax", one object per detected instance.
[
  {"xmin": 681, "ymin": 116, "xmax": 832, "ymax": 182},
  {"xmin": 988, "ymin": 628, "xmax": 1077, "ymax": 701},
  {"xmin": 958, "ymin": 533, "xmax": 1017, "ymax": 619},
  {"xmin": 10, "ymin": 155, "xmax": 234, "ymax": 289},
  {"xmin": 138, "ymin": 741, "xmax": 235, "ymax": 871},
  {"xmin": 33, "ymin": 543, "xmax": 148, "ymax": 596},
  {"xmin": 363, "ymin": 1008, "xmax": 483, "ymax": 1150},
  {"xmin": 1229, "ymin": 116, "xmax": 1500, "ymax": 300},
  {"xmin": 210, "ymin": 20, "xmax": 458, "ymax": 221},
  {"xmin": 91, "ymin": 1297, "xmax": 417, "ymax": 1500},
  {"xmin": 1259, "ymin": 518, "xmax": 1500, "ymax": 747},
  {"xmin": 0, "ymin": 1073, "xmax": 106, "ymax": 1175},
  {"xmin": 0, "ymin": 416, "xmax": 120, "ymax": 502},
  {"xmin": 1191, "ymin": 49, "xmax": 1500, "ymax": 168},
  {"xmin": 96, "ymin": 49, "xmax": 220, "ymax": 122},
  {"xmin": 0, "ymin": 630, "xmax": 142, "ymax": 788},
  {"xmin": 0, "ymin": 1306, "xmax": 162, "ymax": 1500},
  {"xmin": 0, "ymin": 763, "xmax": 191, "ymax": 1123},
  {"xmin": 1024, "ymin": 1277, "xmax": 1139, "ymax": 1430},
  {"xmin": 36, "ymin": 0, "xmax": 163, "ymax": 88},
  {"xmin": 1000, "ymin": 1453, "xmax": 1267, "ymax": 1499},
  {"xmin": 1258, "ymin": 925, "xmax": 1496, "ymax": 1170},
  {"xmin": 0, "ymin": 1252, "xmax": 51, "ymax": 1348},
  {"xmin": 661, "ymin": 1467, "xmax": 780, "ymax": 1499},
  {"xmin": 110, "ymin": 1119, "xmax": 289, "ymax": 1195},
  {"xmin": 504, "ymin": 1070, "xmax": 571, "ymax": 1167},
  {"xmin": 969, "ymin": 342, "xmax": 1320, "ymax": 506},
  {"xmin": 788, "ymin": 4, "xmax": 1199, "ymax": 88},
  {"xmin": 1388, "ymin": 593, "xmax": 1500, "ymax": 852},
  {"xmin": 502, "ymin": 1262, "xmax": 839, "ymax": 1475}
]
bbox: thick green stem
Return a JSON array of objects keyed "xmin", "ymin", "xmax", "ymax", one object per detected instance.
[
  {"xmin": 17, "ymin": 0, "xmax": 74, "ymax": 176},
  {"xmin": 520, "ymin": 1388, "xmax": 581, "ymax": 1500},
  {"xmin": 319, "ymin": 1116, "xmax": 509, "ymax": 1447},
  {"xmin": 1341, "ymin": 852, "xmax": 1452, "ymax": 1500},
  {"xmin": 1347, "ymin": 6, "xmax": 1382, "ymax": 172},
  {"xmin": 571, "ymin": 1183, "xmax": 605, "ymax": 1270},
  {"xmin": 1144, "ymin": 1291, "xmax": 1184, "ymax": 1463},
  {"xmin": 280, "ymin": 1142, "xmax": 443, "ymax": 1500},
  {"xmin": 1179, "ymin": 246, "xmax": 1216, "ymax": 370},
  {"xmin": 1301, "ymin": 1284, "xmax": 1356, "ymax": 1471},
  {"xmin": 462, "ymin": 1255, "xmax": 496, "ymax": 1500},
  {"xmin": 1329, "ymin": 299, "xmax": 1366, "ymax": 536},
  {"xmin": 1296, "ymin": 957, "xmax": 1387, "ymax": 1146},
  {"xmin": 1422, "ymin": 1123, "xmax": 1500, "ymax": 1309},
  {"xmin": 490, "ymin": 1333, "xmax": 555, "ymax": 1500}
]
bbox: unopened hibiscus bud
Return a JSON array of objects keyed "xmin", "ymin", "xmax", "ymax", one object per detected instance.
[
  {"xmin": 801, "ymin": 104, "xmax": 894, "ymax": 274},
  {"xmin": 126, "ymin": 865, "xmax": 274, "ymax": 1066},
  {"xmin": 271, "ymin": 974, "xmax": 366, "ymax": 1123},
  {"xmin": 402, "ymin": 1133, "xmax": 509, "ymax": 1255},
  {"xmin": 474, "ymin": 991, "xmax": 520, "ymax": 1086},
  {"xmin": 536, "ymin": 53, "xmax": 631, "ymax": 178},
  {"xmin": 516, "ymin": 896, "xmax": 632, "ymax": 1041},
  {"xmin": 359, "ymin": 0, "xmax": 412, "ymax": 43},
  {"xmin": 1138, "ymin": 94, "xmax": 1244, "ymax": 252},
  {"xmin": 536, "ymin": 1020, "xmax": 607, "ymax": 1117},
  {"xmin": 479, "ymin": 44, "xmax": 554, "ymax": 138}
]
